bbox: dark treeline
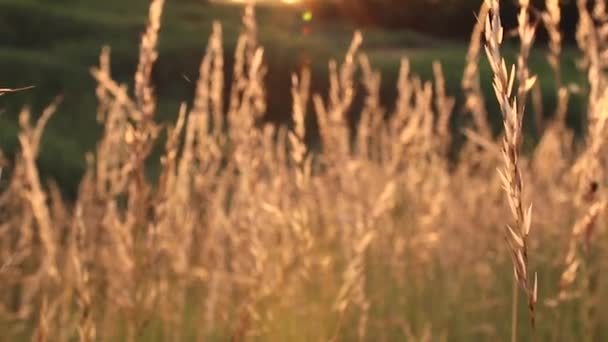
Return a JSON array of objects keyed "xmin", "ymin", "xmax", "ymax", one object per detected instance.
[{"xmin": 305, "ymin": 0, "xmax": 582, "ymax": 42}]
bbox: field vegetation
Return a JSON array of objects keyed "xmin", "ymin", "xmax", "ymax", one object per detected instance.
[
  {"xmin": 0, "ymin": 0, "xmax": 585, "ymax": 195},
  {"xmin": 2, "ymin": 0, "xmax": 608, "ymax": 341}
]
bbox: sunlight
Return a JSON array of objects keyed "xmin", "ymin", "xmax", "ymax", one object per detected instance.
[{"xmin": 217, "ymin": 0, "xmax": 301, "ymax": 3}]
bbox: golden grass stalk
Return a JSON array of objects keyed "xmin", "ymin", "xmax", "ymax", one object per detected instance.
[
  {"xmin": 358, "ymin": 54, "xmax": 385, "ymax": 161},
  {"xmin": 462, "ymin": 1, "xmax": 492, "ymax": 140},
  {"xmin": 542, "ymin": 0, "xmax": 563, "ymax": 90},
  {"xmin": 515, "ymin": 0, "xmax": 536, "ymax": 117},
  {"xmin": 433, "ymin": 61, "xmax": 455, "ymax": 157},
  {"xmin": 18, "ymin": 99, "xmax": 62, "ymax": 281},
  {"xmin": 558, "ymin": 14, "xmax": 608, "ymax": 333},
  {"xmin": 314, "ymin": 32, "xmax": 362, "ymax": 163},
  {"xmin": 484, "ymin": 0, "xmax": 538, "ymax": 330},
  {"xmin": 289, "ymin": 67, "xmax": 311, "ymax": 185},
  {"xmin": 134, "ymin": 0, "xmax": 164, "ymax": 119},
  {"xmin": 210, "ymin": 22, "xmax": 225, "ymax": 137}
]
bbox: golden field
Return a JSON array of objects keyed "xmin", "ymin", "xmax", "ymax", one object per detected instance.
[{"xmin": 2, "ymin": 0, "xmax": 608, "ymax": 341}]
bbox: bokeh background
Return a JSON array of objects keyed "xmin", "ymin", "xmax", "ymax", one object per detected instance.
[{"xmin": 0, "ymin": 0, "xmax": 583, "ymax": 194}]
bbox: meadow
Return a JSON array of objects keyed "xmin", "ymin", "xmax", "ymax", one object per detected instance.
[
  {"xmin": 0, "ymin": 0, "xmax": 585, "ymax": 196},
  {"xmin": 1, "ymin": 0, "xmax": 608, "ymax": 341}
]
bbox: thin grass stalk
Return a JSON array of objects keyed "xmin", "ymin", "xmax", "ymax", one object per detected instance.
[
  {"xmin": 484, "ymin": 0, "xmax": 538, "ymax": 333},
  {"xmin": 462, "ymin": 1, "xmax": 492, "ymax": 140},
  {"xmin": 134, "ymin": 0, "xmax": 164, "ymax": 119}
]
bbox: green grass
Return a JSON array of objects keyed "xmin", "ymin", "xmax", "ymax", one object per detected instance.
[{"xmin": 0, "ymin": 0, "xmax": 587, "ymax": 195}]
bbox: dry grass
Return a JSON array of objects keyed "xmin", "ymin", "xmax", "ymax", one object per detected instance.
[{"xmin": 2, "ymin": 0, "xmax": 608, "ymax": 341}]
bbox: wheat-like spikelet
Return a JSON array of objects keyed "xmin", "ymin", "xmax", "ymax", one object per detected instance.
[
  {"xmin": 543, "ymin": 0, "xmax": 563, "ymax": 90},
  {"xmin": 71, "ymin": 200, "xmax": 96, "ymax": 342},
  {"xmin": 558, "ymin": 20, "xmax": 608, "ymax": 316},
  {"xmin": 314, "ymin": 31, "xmax": 362, "ymax": 163},
  {"xmin": 358, "ymin": 54, "xmax": 385, "ymax": 161},
  {"xmin": 568, "ymin": 0, "xmax": 608, "ymax": 258},
  {"xmin": 484, "ymin": 0, "xmax": 538, "ymax": 328},
  {"xmin": 289, "ymin": 67, "xmax": 312, "ymax": 190},
  {"xmin": 388, "ymin": 58, "xmax": 440, "ymax": 174},
  {"xmin": 210, "ymin": 22, "xmax": 225, "ymax": 137},
  {"xmin": 516, "ymin": 0, "xmax": 536, "ymax": 117},
  {"xmin": 433, "ymin": 61, "xmax": 455, "ymax": 158},
  {"xmin": 462, "ymin": 1, "xmax": 492, "ymax": 140},
  {"xmin": 134, "ymin": 0, "xmax": 164, "ymax": 119},
  {"xmin": 17, "ymin": 100, "xmax": 62, "ymax": 282},
  {"xmin": 576, "ymin": 0, "xmax": 599, "ymax": 75},
  {"xmin": 559, "ymin": 200, "xmax": 606, "ymax": 298}
]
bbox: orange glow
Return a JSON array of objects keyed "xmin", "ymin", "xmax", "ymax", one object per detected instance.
[{"xmin": 217, "ymin": 0, "xmax": 300, "ymax": 3}]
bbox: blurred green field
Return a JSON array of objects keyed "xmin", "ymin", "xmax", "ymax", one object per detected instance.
[{"xmin": 0, "ymin": 0, "xmax": 586, "ymax": 195}]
